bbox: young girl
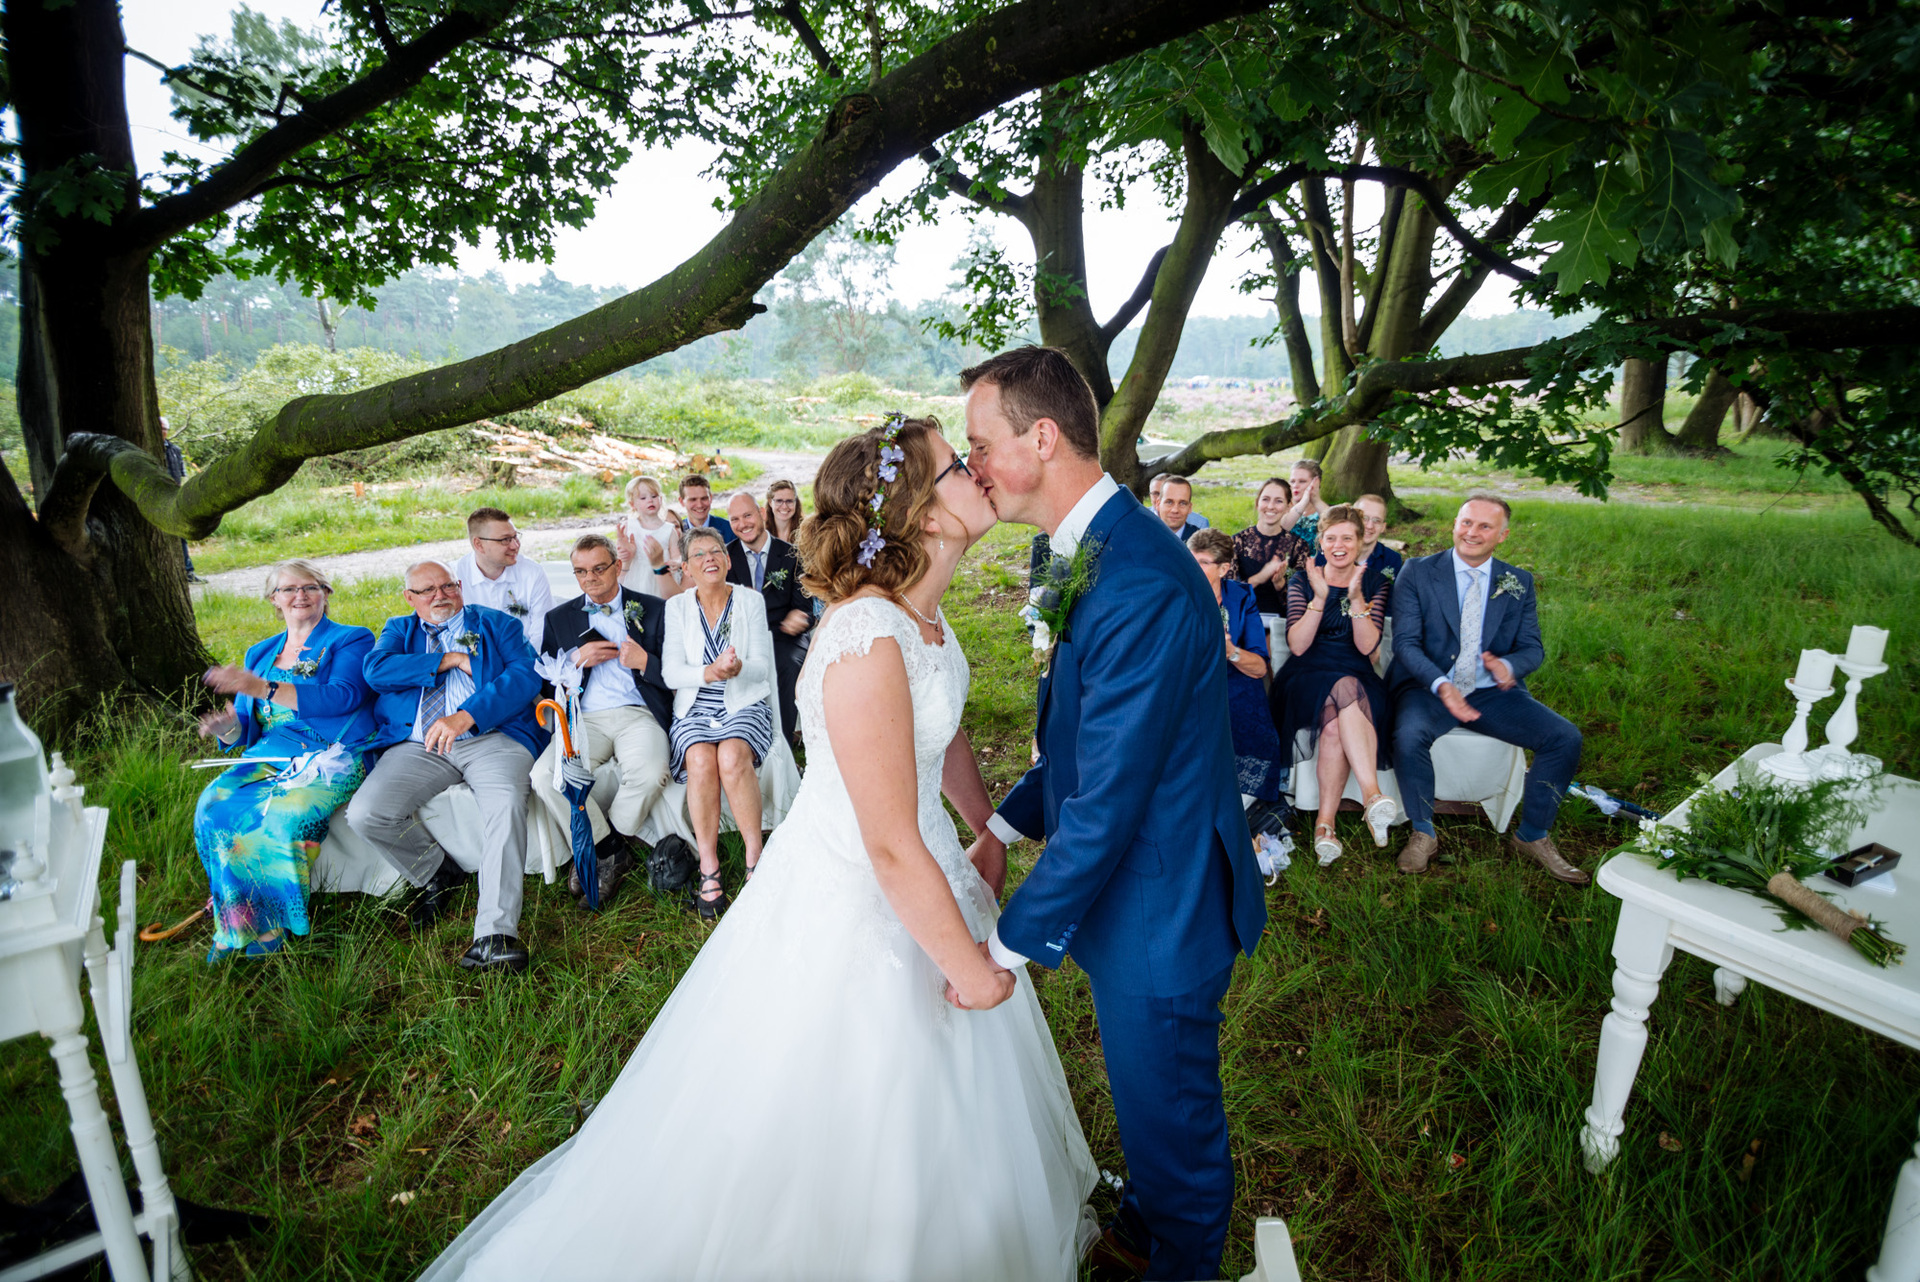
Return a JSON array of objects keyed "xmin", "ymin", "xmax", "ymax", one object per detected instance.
[{"xmin": 616, "ymin": 474, "xmax": 687, "ymax": 598}]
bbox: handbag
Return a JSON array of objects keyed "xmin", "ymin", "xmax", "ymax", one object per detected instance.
[{"xmin": 645, "ymin": 833, "xmax": 699, "ymax": 894}]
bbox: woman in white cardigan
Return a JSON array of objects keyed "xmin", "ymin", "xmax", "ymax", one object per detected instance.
[{"xmin": 663, "ymin": 526, "xmax": 776, "ymax": 919}]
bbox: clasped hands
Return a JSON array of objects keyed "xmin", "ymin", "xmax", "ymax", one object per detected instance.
[
  {"xmin": 575, "ymin": 639, "xmax": 648, "ymax": 671},
  {"xmin": 703, "ymin": 646, "xmax": 743, "ymax": 683},
  {"xmin": 944, "ymin": 939, "xmax": 1016, "ymax": 1011},
  {"xmin": 1438, "ymin": 652, "xmax": 1516, "ymax": 722}
]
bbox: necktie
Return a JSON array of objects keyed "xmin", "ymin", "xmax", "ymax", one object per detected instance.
[
  {"xmin": 420, "ymin": 623, "xmax": 449, "ymax": 726},
  {"xmin": 1453, "ymin": 571, "xmax": 1482, "ymax": 690},
  {"xmin": 752, "ymin": 550, "xmax": 765, "ymax": 591}
]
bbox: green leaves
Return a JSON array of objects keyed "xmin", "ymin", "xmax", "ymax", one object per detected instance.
[
  {"xmin": 1619, "ymin": 129, "xmax": 1742, "ymax": 257},
  {"xmin": 1537, "ymin": 170, "xmax": 1640, "ymax": 293}
]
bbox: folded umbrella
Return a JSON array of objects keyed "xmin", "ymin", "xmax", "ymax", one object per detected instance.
[{"xmin": 537, "ymin": 698, "xmax": 604, "ymax": 909}]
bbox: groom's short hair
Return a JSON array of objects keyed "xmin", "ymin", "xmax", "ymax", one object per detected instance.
[{"xmin": 959, "ymin": 346, "xmax": 1100, "ymax": 460}]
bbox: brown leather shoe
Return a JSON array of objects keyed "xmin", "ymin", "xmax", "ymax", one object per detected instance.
[
  {"xmin": 1084, "ymin": 1227, "xmax": 1149, "ymax": 1281},
  {"xmin": 1512, "ymin": 833, "xmax": 1591, "ymax": 885},
  {"xmin": 1397, "ymin": 830, "xmax": 1439, "ymax": 874}
]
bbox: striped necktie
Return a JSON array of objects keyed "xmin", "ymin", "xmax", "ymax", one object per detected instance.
[{"xmin": 420, "ymin": 623, "xmax": 449, "ymax": 726}]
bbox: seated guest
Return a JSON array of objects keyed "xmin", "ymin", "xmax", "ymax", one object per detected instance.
[
  {"xmin": 454, "ymin": 507, "xmax": 554, "ymax": 649},
  {"xmin": 534, "ymin": 535, "xmax": 675, "ymax": 908},
  {"xmin": 1354, "ymin": 493, "xmax": 1403, "ymax": 582},
  {"xmin": 1280, "ymin": 458, "xmax": 1332, "ymax": 554},
  {"xmin": 1233, "ymin": 475, "xmax": 1311, "ymax": 661},
  {"xmin": 664, "ymin": 527, "xmax": 774, "ymax": 920},
  {"xmin": 1390, "ymin": 495, "xmax": 1585, "ymax": 882},
  {"xmin": 764, "ymin": 478, "xmax": 805, "ymax": 543},
  {"xmin": 615, "ymin": 475, "xmax": 688, "ymax": 599},
  {"xmin": 1154, "ymin": 475, "xmax": 1206, "ymax": 542},
  {"xmin": 1148, "ymin": 472, "xmax": 1209, "ymax": 527},
  {"xmin": 1270, "ymin": 505, "xmax": 1397, "ymax": 865},
  {"xmin": 677, "ymin": 473, "xmax": 734, "ymax": 544},
  {"xmin": 347, "ymin": 561, "xmax": 545, "ymax": 973},
  {"xmin": 724, "ymin": 492, "xmax": 813, "ymax": 746},
  {"xmin": 194, "ymin": 560, "xmax": 375, "ymax": 961},
  {"xmin": 1188, "ymin": 530, "xmax": 1284, "ymax": 808}
]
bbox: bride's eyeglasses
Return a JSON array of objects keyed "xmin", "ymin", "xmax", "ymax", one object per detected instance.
[{"xmin": 933, "ymin": 452, "xmax": 971, "ymax": 485}]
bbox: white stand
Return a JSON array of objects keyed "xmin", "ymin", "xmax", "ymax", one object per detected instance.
[
  {"xmin": 1757, "ymin": 678, "xmax": 1834, "ymax": 783},
  {"xmin": 1867, "ymin": 1111, "xmax": 1920, "ymax": 1282},
  {"xmin": 1580, "ymin": 901, "xmax": 1674, "ymax": 1172},
  {"xmin": 1814, "ymin": 657, "xmax": 1888, "ymax": 781}
]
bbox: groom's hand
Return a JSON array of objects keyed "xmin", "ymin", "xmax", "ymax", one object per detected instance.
[
  {"xmin": 966, "ymin": 832, "xmax": 1008, "ymax": 899},
  {"xmin": 944, "ymin": 944, "xmax": 1014, "ymax": 1010}
]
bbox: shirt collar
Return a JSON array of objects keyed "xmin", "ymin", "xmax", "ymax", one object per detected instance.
[
  {"xmin": 1048, "ymin": 473, "xmax": 1123, "ymax": 560},
  {"xmin": 1450, "ymin": 548, "xmax": 1491, "ymax": 580},
  {"xmin": 425, "ymin": 608, "xmax": 466, "ymax": 635}
]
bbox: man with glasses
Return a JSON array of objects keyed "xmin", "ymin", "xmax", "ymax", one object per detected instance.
[
  {"xmin": 348, "ymin": 561, "xmax": 546, "ymax": 973},
  {"xmin": 454, "ymin": 506, "xmax": 554, "ymax": 648},
  {"xmin": 722, "ymin": 492, "xmax": 812, "ymax": 746},
  {"xmin": 531, "ymin": 534, "xmax": 674, "ymax": 907}
]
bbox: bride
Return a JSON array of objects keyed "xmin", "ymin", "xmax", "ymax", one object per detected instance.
[{"xmin": 419, "ymin": 416, "xmax": 1098, "ymax": 1281}]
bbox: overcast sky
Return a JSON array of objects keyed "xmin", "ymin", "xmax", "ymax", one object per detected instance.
[{"xmin": 122, "ymin": 0, "xmax": 1516, "ymax": 319}]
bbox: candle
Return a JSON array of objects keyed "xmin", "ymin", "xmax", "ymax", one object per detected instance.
[
  {"xmin": 1794, "ymin": 648, "xmax": 1837, "ymax": 691},
  {"xmin": 1845, "ymin": 625, "xmax": 1889, "ymax": 668}
]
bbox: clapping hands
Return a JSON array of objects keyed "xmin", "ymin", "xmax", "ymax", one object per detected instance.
[
  {"xmin": 197, "ymin": 700, "xmax": 239, "ymax": 740},
  {"xmin": 705, "ymin": 646, "xmax": 743, "ymax": 682},
  {"xmin": 1304, "ymin": 558, "xmax": 1330, "ymax": 599}
]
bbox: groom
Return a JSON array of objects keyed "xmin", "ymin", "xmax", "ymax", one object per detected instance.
[{"xmin": 962, "ymin": 347, "xmax": 1267, "ymax": 1282}]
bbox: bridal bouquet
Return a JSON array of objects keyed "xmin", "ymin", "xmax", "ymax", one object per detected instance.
[{"xmin": 1633, "ymin": 764, "xmax": 1903, "ymax": 966}]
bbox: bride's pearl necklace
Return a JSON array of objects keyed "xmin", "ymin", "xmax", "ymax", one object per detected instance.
[{"xmin": 902, "ymin": 597, "xmax": 943, "ymax": 638}]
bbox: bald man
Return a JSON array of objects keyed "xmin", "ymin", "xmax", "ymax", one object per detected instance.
[{"xmin": 724, "ymin": 492, "xmax": 813, "ymax": 745}]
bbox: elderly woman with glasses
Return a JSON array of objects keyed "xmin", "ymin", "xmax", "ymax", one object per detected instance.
[
  {"xmin": 663, "ymin": 526, "xmax": 778, "ymax": 919},
  {"xmin": 193, "ymin": 559, "xmax": 378, "ymax": 961}
]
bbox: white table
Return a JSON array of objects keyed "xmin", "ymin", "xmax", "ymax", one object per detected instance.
[{"xmin": 1580, "ymin": 744, "xmax": 1920, "ymax": 1281}]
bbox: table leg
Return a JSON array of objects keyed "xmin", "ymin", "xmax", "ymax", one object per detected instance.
[
  {"xmin": 1867, "ymin": 1110, "xmax": 1920, "ymax": 1282},
  {"xmin": 1580, "ymin": 901, "xmax": 1673, "ymax": 1174},
  {"xmin": 1712, "ymin": 968, "xmax": 1748, "ymax": 1007}
]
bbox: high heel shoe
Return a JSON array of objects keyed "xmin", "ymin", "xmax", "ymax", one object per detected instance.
[
  {"xmin": 1362, "ymin": 793, "xmax": 1399, "ymax": 848},
  {"xmin": 687, "ymin": 870, "xmax": 729, "ymax": 922},
  {"xmin": 1313, "ymin": 823, "xmax": 1343, "ymax": 866}
]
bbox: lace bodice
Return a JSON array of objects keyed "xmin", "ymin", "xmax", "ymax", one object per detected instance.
[{"xmin": 798, "ymin": 596, "xmax": 968, "ymax": 785}]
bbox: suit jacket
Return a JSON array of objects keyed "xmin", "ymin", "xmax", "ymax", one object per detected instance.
[
  {"xmin": 684, "ymin": 514, "xmax": 734, "ymax": 545},
  {"xmin": 363, "ymin": 604, "xmax": 547, "ymax": 759},
  {"xmin": 724, "ymin": 536, "xmax": 814, "ymax": 647},
  {"xmin": 232, "ymin": 614, "xmax": 377, "ymax": 753},
  {"xmin": 996, "ymin": 489, "xmax": 1268, "ymax": 998},
  {"xmin": 540, "ymin": 588, "xmax": 674, "ymax": 734},
  {"xmin": 1386, "ymin": 551, "xmax": 1545, "ymax": 698},
  {"xmin": 662, "ymin": 585, "xmax": 775, "ymax": 727}
]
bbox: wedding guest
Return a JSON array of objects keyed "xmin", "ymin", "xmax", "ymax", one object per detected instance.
[
  {"xmin": 1148, "ymin": 472, "xmax": 1209, "ymax": 527},
  {"xmin": 764, "ymin": 478, "xmax": 804, "ymax": 543},
  {"xmin": 1354, "ymin": 493, "xmax": 1404, "ymax": 582},
  {"xmin": 161, "ymin": 418, "xmax": 206, "ymax": 584},
  {"xmin": 1232, "ymin": 475, "xmax": 1310, "ymax": 662},
  {"xmin": 534, "ymin": 535, "xmax": 674, "ymax": 908},
  {"xmin": 678, "ymin": 474, "xmax": 734, "ymax": 544},
  {"xmin": 347, "ymin": 561, "xmax": 546, "ymax": 973},
  {"xmin": 664, "ymin": 527, "xmax": 775, "ymax": 919},
  {"xmin": 1188, "ymin": 530, "xmax": 1284, "ymax": 807},
  {"xmin": 1271, "ymin": 505, "xmax": 1397, "ymax": 865},
  {"xmin": 1389, "ymin": 494, "xmax": 1586, "ymax": 883},
  {"xmin": 193, "ymin": 560, "xmax": 375, "ymax": 960},
  {"xmin": 615, "ymin": 475, "xmax": 688, "ymax": 599},
  {"xmin": 1155, "ymin": 475, "xmax": 1205, "ymax": 542},
  {"xmin": 1281, "ymin": 458, "xmax": 1332, "ymax": 553},
  {"xmin": 724, "ymin": 492, "xmax": 812, "ymax": 746},
  {"xmin": 453, "ymin": 507, "xmax": 554, "ymax": 648}
]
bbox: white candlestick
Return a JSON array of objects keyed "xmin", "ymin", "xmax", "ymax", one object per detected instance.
[
  {"xmin": 1794, "ymin": 648, "xmax": 1837, "ymax": 692},
  {"xmin": 1845, "ymin": 625, "xmax": 1888, "ymax": 668}
]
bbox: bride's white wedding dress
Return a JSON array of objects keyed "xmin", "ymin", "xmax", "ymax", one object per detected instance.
[{"xmin": 419, "ymin": 598, "xmax": 1097, "ymax": 1281}]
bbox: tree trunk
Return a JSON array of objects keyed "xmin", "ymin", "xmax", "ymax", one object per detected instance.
[
  {"xmin": 1673, "ymin": 365, "xmax": 1737, "ymax": 450},
  {"xmin": 1024, "ymin": 154, "xmax": 1116, "ymax": 408},
  {"xmin": 1618, "ymin": 356, "xmax": 1671, "ymax": 451}
]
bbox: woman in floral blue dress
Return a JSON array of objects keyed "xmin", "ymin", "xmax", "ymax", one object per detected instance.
[{"xmin": 194, "ymin": 560, "xmax": 377, "ymax": 961}]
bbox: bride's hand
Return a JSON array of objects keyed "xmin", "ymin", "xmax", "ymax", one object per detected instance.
[{"xmin": 944, "ymin": 956, "xmax": 1016, "ymax": 1011}]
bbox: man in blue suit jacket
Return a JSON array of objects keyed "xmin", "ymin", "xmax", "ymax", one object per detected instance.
[
  {"xmin": 962, "ymin": 347, "xmax": 1266, "ymax": 1282},
  {"xmin": 347, "ymin": 560, "xmax": 547, "ymax": 973},
  {"xmin": 1387, "ymin": 494, "xmax": 1586, "ymax": 883}
]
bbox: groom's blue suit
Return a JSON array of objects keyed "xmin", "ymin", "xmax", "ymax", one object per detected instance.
[{"xmin": 995, "ymin": 485, "xmax": 1267, "ymax": 1280}]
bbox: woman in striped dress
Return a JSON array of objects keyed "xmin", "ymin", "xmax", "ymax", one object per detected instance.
[{"xmin": 663, "ymin": 526, "xmax": 777, "ymax": 918}]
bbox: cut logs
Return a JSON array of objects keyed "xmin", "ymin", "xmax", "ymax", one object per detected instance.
[{"xmin": 472, "ymin": 419, "xmax": 731, "ymax": 484}]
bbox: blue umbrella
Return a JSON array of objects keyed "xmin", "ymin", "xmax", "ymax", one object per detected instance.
[{"xmin": 537, "ymin": 698, "xmax": 603, "ymax": 909}]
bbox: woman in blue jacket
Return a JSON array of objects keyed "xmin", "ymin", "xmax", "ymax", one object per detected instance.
[{"xmin": 194, "ymin": 560, "xmax": 377, "ymax": 961}]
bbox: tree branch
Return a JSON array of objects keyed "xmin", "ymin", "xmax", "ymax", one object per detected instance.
[
  {"xmin": 918, "ymin": 145, "xmax": 1030, "ymax": 218},
  {"xmin": 124, "ymin": 47, "xmax": 261, "ymax": 119},
  {"xmin": 1414, "ymin": 192, "xmax": 1549, "ymax": 350},
  {"xmin": 776, "ymin": 1, "xmax": 843, "ymax": 76},
  {"xmin": 1251, "ymin": 208, "xmax": 1319, "ymax": 403},
  {"xmin": 1099, "ymin": 245, "xmax": 1169, "ymax": 343}
]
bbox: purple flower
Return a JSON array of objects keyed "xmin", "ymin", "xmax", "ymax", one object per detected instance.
[
  {"xmin": 880, "ymin": 445, "xmax": 905, "ymax": 464},
  {"xmin": 878, "ymin": 462, "xmax": 899, "ymax": 482},
  {"xmin": 869, "ymin": 492, "xmax": 884, "ymax": 511},
  {"xmin": 857, "ymin": 527, "xmax": 886, "ymax": 566}
]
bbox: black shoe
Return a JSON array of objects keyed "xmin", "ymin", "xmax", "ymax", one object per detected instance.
[
  {"xmin": 592, "ymin": 839, "xmax": 635, "ymax": 908},
  {"xmin": 458, "ymin": 934, "xmax": 529, "ymax": 973},
  {"xmin": 408, "ymin": 859, "xmax": 468, "ymax": 932},
  {"xmin": 683, "ymin": 870, "xmax": 728, "ymax": 922}
]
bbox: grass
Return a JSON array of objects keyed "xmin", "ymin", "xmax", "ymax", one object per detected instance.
[{"xmin": 5, "ymin": 486, "xmax": 1918, "ymax": 1280}]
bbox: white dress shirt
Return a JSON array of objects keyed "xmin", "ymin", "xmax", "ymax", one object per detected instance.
[
  {"xmin": 577, "ymin": 595, "xmax": 647, "ymax": 713},
  {"xmin": 1431, "ymin": 548, "xmax": 1497, "ymax": 695},
  {"xmin": 737, "ymin": 532, "xmax": 770, "ymax": 591},
  {"xmin": 453, "ymin": 552, "xmax": 554, "ymax": 648},
  {"xmin": 984, "ymin": 472, "xmax": 1123, "ymax": 970},
  {"xmin": 410, "ymin": 609, "xmax": 477, "ymax": 743}
]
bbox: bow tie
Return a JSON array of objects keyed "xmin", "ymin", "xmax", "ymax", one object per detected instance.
[{"xmin": 588, "ymin": 602, "xmax": 617, "ymax": 617}]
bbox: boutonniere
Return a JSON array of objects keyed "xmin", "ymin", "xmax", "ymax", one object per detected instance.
[
  {"xmin": 456, "ymin": 630, "xmax": 483, "ymax": 654},
  {"xmin": 765, "ymin": 568, "xmax": 789, "ymax": 590},
  {"xmin": 1020, "ymin": 536, "xmax": 1103, "ymax": 675},
  {"xmin": 285, "ymin": 647, "xmax": 325, "ymax": 679},
  {"xmin": 1493, "ymin": 571, "xmax": 1525, "ymax": 601},
  {"xmin": 623, "ymin": 600, "xmax": 648, "ymax": 630},
  {"xmin": 503, "ymin": 590, "xmax": 529, "ymax": 618},
  {"xmin": 1379, "ymin": 565, "xmax": 1396, "ymax": 584}
]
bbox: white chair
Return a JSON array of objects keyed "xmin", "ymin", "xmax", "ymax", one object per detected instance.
[
  {"xmin": 1238, "ymin": 1217, "xmax": 1303, "ymax": 1282},
  {"xmin": 1286, "ymin": 726, "xmax": 1528, "ymax": 832}
]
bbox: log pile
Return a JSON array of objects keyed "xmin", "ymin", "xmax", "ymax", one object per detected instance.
[{"xmin": 471, "ymin": 419, "xmax": 731, "ymax": 484}]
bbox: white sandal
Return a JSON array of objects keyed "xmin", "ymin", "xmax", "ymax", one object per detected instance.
[
  {"xmin": 1363, "ymin": 793, "xmax": 1398, "ymax": 848},
  {"xmin": 1313, "ymin": 823, "xmax": 1342, "ymax": 866}
]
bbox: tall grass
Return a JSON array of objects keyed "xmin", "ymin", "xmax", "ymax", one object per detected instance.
[{"xmin": 3, "ymin": 501, "xmax": 1915, "ymax": 1280}]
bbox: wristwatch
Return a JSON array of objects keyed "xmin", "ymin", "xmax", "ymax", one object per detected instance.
[{"xmin": 653, "ymin": 564, "xmax": 672, "ymax": 575}]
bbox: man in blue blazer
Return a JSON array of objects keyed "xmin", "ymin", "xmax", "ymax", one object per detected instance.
[
  {"xmin": 962, "ymin": 347, "xmax": 1267, "ymax": 1282},
  {"xmin": 1387, "ymin": 494, "xmax": 1586, "ymax": 883},
  {"xmin": 347, "ymin": 560, "xmax": 547, "ymax": 973}
]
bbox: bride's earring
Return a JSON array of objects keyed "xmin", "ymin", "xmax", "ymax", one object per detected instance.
[{"xmin": 939, "ymin": 538, "xmax": 946, "ymax": 553}]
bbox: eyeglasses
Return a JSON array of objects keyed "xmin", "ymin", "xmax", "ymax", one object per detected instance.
[
  {"xmin": 272, "ymin": 584, "xmax": 327, "ymax": 598},
  {"xmin": 572, "ymin": 561, "xmax": 617, "ymax": 577},
  {"xmin": 474, "ymin": 533, "xmax": 521, "ymax": 546},
  {"xmin": 933, "ymin": 453, "xmax": 972, "ymax": 485},
  {"xmin": 404, "ymin": 582, "xmax": 461, "ymax": 598},
  {"xmin": 686, "ymin": 549, "xmax": 726, "ymax": 564}
]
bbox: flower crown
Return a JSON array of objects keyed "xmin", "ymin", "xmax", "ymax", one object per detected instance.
[{"xmin": 856, "ymin": 412, "xmax": 909, "ymax": 567}]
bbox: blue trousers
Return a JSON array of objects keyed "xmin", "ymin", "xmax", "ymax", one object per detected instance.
[
  {"xmin": 1095, "ymin": 963, "xmax": 1236, "ymax": 1281},
  {"xmin": 1393, "ymin": 684, "xmax": 1582, "ymax": 840}
]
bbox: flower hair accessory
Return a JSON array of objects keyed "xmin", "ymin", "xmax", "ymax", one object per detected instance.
[{"xmin": 857, "ymin": 412, "xmax": 909, "ymax": 567}]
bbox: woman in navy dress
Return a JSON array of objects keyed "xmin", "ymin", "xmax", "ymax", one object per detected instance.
[
  {"xmin": 1189, "ymin": 530, "xmax": 1284, "ymax": 805},
  {"xmin": 1268, "ymin": 506, "xmax": 1397, "ymax": 865}
]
